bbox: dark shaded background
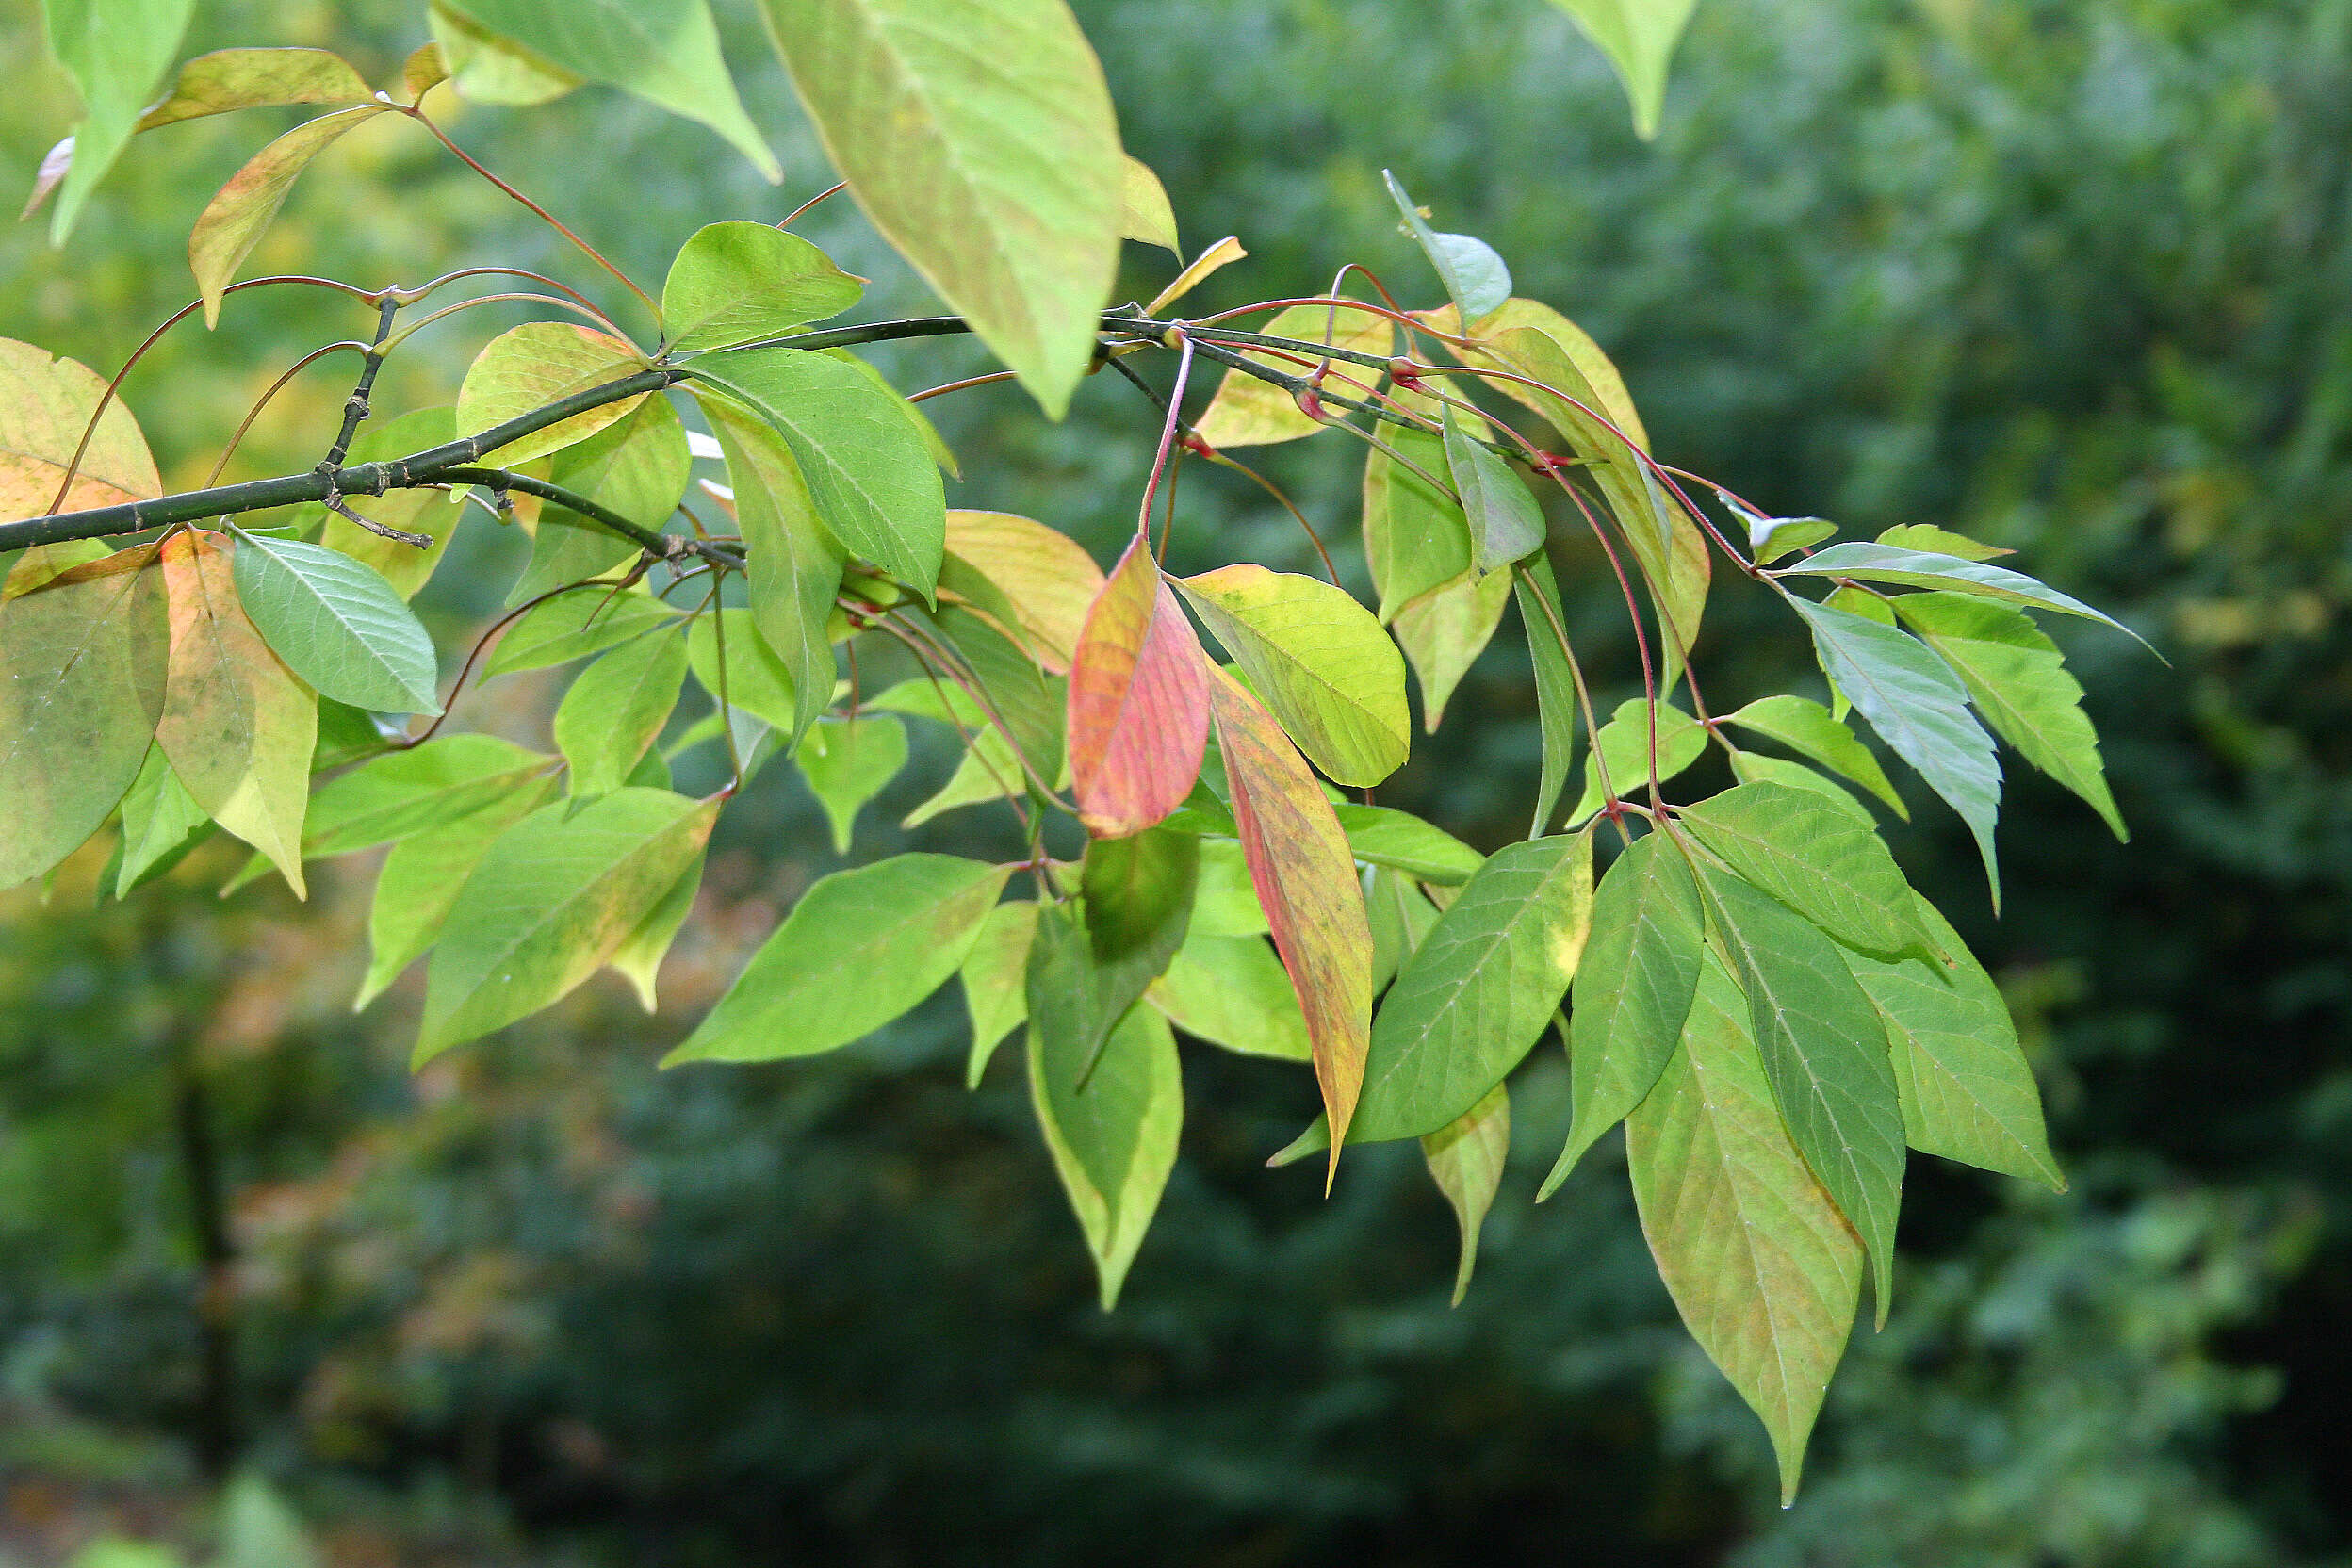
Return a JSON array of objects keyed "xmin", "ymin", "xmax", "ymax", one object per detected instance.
[{"xmin": 4, "ymin": 0, "xmax": 2349, "ymax": 1561}]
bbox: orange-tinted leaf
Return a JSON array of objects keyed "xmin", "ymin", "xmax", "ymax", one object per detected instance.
[
  {"xmin": 188, "ymin": 106, "xmax": 390, "ymax": 327},
  {"xmin": 1066, "ymin": 533, "xmax": 1209, "ymax": 838},
  {"xmin": 1209, "ymin": 664, "xmax": 1372, "ymax": 1174},
  {"xmin": 0, "ymin": 337, "xmax": 161, "ymax": 517},
  {"xmin": 943, "ymin": 510, "xmax": 1104, "ymax": 674}
]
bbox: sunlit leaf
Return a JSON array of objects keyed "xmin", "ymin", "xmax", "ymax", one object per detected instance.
[
  {"xmin": 1625, "ymin": 952, "xmax": 1862, "ymax": 1505},
  {"xmin": 1543, "ymin": 830, "xmax": 1706, "ymax": 1194},
  {"xmin": 0, "ymin": 337, "xmax": 161, "ymax": 516},
  {"xmin": 1775, "ymin": 543, "xmax": 2147, "ymax": 644},
  {"xmin": 418, "ymin": 787, "xmax": 718, "ymax": 1061},
  {"xmin": 1511, "ymin": 555, "xmax": 1579, "ymax": 835},
  {"xmin": 1698, "ymin": 863, "xmax": 1905, "ymax": 1321},
  {"xmin": 1144, "ymin": 235, "xmax": 1246, "ymax": 316},
  {"xmin": 1842, "ymin": 892, "xmax": 2064, "ymax": 1191},
  {"xmin": 155, "ymin": 532, "xmax": 315, "ymax": 895},
  {"xmin": 437, "ymin": 0, "xmax": 778, "ymax": 177},
  {"xmin": 400, "ymin": 41, "xmax": 450, "ymax": 101},
  {"xmin": 1726, "ymin": 750, "xmax": 1873, "ymax": 822},
  {"xmin": 189, "ymin": 106, "xmax": 390, "ymax": 326},
  {"xmin": 1362, "ymin": 428, "xmax": 1473, "ymax": 623},
  {"xmin": 230, "ymin": 534, "xmax": 441, "ymax": 715},
  {"xmin": 686, "ymin": 608, "xmax": 799, "ymax": 733},
  {"xmin": 1119, "ymin": 153, "xmax": 1179, "ymax": 253},
  {"xmin": 1567, "ymin": 696, "xmax": 1707, "ymax": 825},
  {"xmin": 902, "ymin": 724, "xmax": 1024, "ymax": 827},
  {"xmin": 1893, "ymin": 591, "xmax": 2126, "ymax": 841},
  {"xmin": 704, "ymin": 400, "xmax": 842, "ymax": 739},
  {"xmin": 1675, "ymin": 780, "xmax": 1928, "ymax": 956},
  {"xmin": 1067, "ymin": 534, "xmax": 1211, "ymax": 837},
  {"xmin": 501, "ymin": 392, "xmax": 691, "ymax": 607},
  {"xmin": 607, "ymin": 850, "xmax": 704, "ymax": 1011},
  {"xmin": 792, "ymin": 714, "xmax": 906, "ymax": 854},
  {"xmin": 1193, "ymin": 299, "xmax": 1392, "ymax": 449},
  {"xmin": 666, "ymin": 853, "xmax": 1011, "ymax": 1064},
  {"xmin": 1443, "ymin": 405, "xmax": 1545, "ymax": 572},
  {"xmin": 942, "ymin": 510, "xmax": 1104, "ymax": 674},
  {"xmin": 136, "ymin": 47, "xmax": 371, "ymax": 128},
  {"xmin": 960, "ymin": 897, "xmax": 1037, "ymax": 1086},
  {"xmin": 1331, "ymin": 803, "xmax": 1483, "ymax": 886},
  {"xmin": 356, "ymin": 777, "xmax": 555, "ymax": 1008},
  {"xmin": 555, "ymin": 628, "xmax": 689, "ymax": 795},
  {"xmin": 1713, "ymin": 490, "xmax": 1833, "ymax": 564},
  {"xmin": 1423, "ymin": 1083, "xmax": 1510, "ymax": 1305},
  {"xmin": 1544, "ymin": 0, "xmax": 1699, "ymax": 139},
  {"xmin": 1382, "ymin": 172, "xmax": 1511, "ymax": 323},
  {"xmin": 684, "ymin": 347, "xmax": 945, "ymax": 595},
  {"xmin": 1177, "ymin": 564, "xmax": 1409, "ymax": 787},
  {"xmin": 1719, "ymin": 694, "xmax": 1905, "ymax": 818},
  {"xmin": 486, "ymin": 584, "xmax": 678, "ymax": 677},
  {"xmin": 759, "ymin": 0, "xmax": 1123, "ymax": 415},
  {"xmin": 662, "ymin": 221, "xmax": 864, "ymax": 351},
  {"xmin": 2, "ymin": 539, "xmax": 109, "ymax": 599},
  {"xmin": 302, "ymin": 732, "xmax": 552, "ymax": 857},
  {"xmin": 41, "ymin": 0, "xmax": 195, "ymax": 240},
  {"xmin": 428, "ymin": 0, "xmax": 580, "ymax": 105},
  {"xmin": 1393, "ymin": 567, "xmax": 1510, "ymax": 731},
  {"xmin": 1353, "ymin": 829, "xmax": 1594, "ymax": 1142},
  {"xmin": 1209, "ymin": 664, "xmax": 1372, "ymax": 1169},
  {"xmin": 1875, "ymin": 523, "xmax": 2010, "ymax": 561},
  {"xmin": 456, "ymin": 323, "xmax": 651, "ymax": 469},
  {"xmin": 1149, "ymin": 930, "xmax": 1310, "ymax": 1062}
]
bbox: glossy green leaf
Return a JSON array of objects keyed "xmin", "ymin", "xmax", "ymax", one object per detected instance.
[
  {"xmin": 960, "ymin": 897, "xmax": 1038, "ymax": 1086},
  {"xmin": 1394, "ymin": 567, "xmax": 1511, "ymax": 730},
  {"xmin": 663, "ymin": 221, "xmax": 864, "ymax": 351},
  {"xmin": 112, "ymin": 744, "xmax": 206, "ymax": 897},
  {"xmin": 40, "ymin": 0, "xmax": 195, "ymax": 241},
  {"xmin": 135, "ymin": 46, "xmax": 370, "ymax": 128},
  {"xmin": 759, "ymin": 0, "xmax": 1122, "ymax": 415},
  {"xmin": 1029, "ymin": 988, "xmax": 1182, "ymax": 1308},
  {"xmin": 418, "ymin": 787, "xmax": 717, "ymax": 1061},
  {"xmin": 1362, "ymin": 428, "xmax": 1473, "ymax": 622},
  {"xmin": 188, "ymin": 106, "xmax": 389, "ymax": 326},
  {"xmin": 355, "ymin": 776, "xmax": 556, "ymax": 1008},
  {"xmin": 1876, "ymin": 523, "xmax": 2009, "ymax": 561},
  {"xmin": 1777, "ymin": 543, "xmax": 2144, "ymax": 643},
  {"xmin": 1567, "ymin": 696, "xmax": 1706, "ymax": 826},
  {"xmin": 1382, "ymin": 172, "xmax": 1511, "ymax": 323},
  {"xmin": 1792, "ymin": 596, "xmax": 2003, "ymax": 903},
  {"xmin": 685, "ymin": 347, "xmax": 945, "ymax": 595},
  {"xmin": 303, "ymin": 733, "xmax": 551, "ymax": 858},
  {"xmin": 230, "ymin": 534, "xmax": 440, "ymax": 715},
  {"xmin": 1894, "ymin": 591, "xmax": 2126, "ymax": 841},
  {"xmin": 1544, "ymin": 0, "xmax": 1699, "ymax": 139},
  {"xmin": 1119, "ymin": 153, "xmax": 1179, "ymax": 253},
  {"xmin": 666, "ymin": 853, "xmax": 1011, "ymax": 1064},
  {"xmin": 1720, "ymin": 694, "xmax": 1905, "ymax": 817},
  {"xmin": 1443, "ymin": 405, "xmax": 1545, "ymax": 572},
  {"xmin": 1675, "ymin": 780, "xmax": 1927, "ymax": 956},
  {"xmin": 1193, "ymin": 300, "xmax": 1393, "ymax": 449},
  {"xmin": 1511, "ymin": 556, "xmax": 1579, "ymax": 836},
  {"xmin": 555, "ymin": 628, "xmax": 688, "ymax": 795},
  {"xmin": 1543, "ymin": 830, "xmax": 1705, "ymax": 1193},
  {"xmin": 1726, "ymin": 751, "xmax": 1874, "ymax": 823},
  {"xmin": 1699, "ymin": 864, "xmax": 1905, "ymax": 1320},
  {"xmin": 437, "ymin": 0, "xmax": 778, "ymax": 177},
  {"xmin": 686, "ymin": 609, "xmax": 799, "ymax": 733},
  {"xmin": 311, "ymin": 408, "xmax": 461, "ymax": 599},
  {"xmin": 700, "ymin": 401, "xmax": 841, "ymax": 740},
  {"xmin": 457, "ymin": 323, "xmax": 650, "ymax": 469},
  {"xmin": 0, "ymin": 547, "xmax": 167, "ymax": 890},
  {"xmin": 1177, "ymin": 564, "xmax": 1410, "ymax": 787},
  {"xmin": 1331, "ymin": 803, "xmax": 1483, "ymax": 886},
  {"xmin": 1625, "ymin": 952, "xmax": 1862, "ymax": 1505},
  {"xmin": 486, "ymin": 584, "xmax": 678, "ymax": 678},
  {"xmin": 1352, "ymin": 830, "xmax": 1594, "ymax": 1143},
  {"xmin": 1423, "ymin": 1083, "xmax": 1510, "ymax": 1306},
  {"xmin": 792, "ymin": 715, "xmax": 906, "ymax": 854},
  {"xmin": 1843, "ymin": 892, "xmax": 2064, "ymax": 1190},
  {"xmin": 1149, "ymin": 931, "xmax": 1311, "ymax": 1062}
]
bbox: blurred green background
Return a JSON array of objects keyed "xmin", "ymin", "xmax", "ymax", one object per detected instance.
[{"xmin": 5, "ymin": 0, "xmax": 2350, "ymax": 1561}]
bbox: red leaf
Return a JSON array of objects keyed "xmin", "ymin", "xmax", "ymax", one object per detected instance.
[
  {"xmin": 1209, "ymin": 664, "xmax": 1373, "ymax": 1181},
  {"xmin": 1067, "ymin": 533, "xmax": 1211, "ymax": 838}
]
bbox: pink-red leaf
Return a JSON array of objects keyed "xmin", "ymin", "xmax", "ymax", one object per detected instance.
[
  {"xmin": 1209, "ymin": 664, "xmax": 1372, "ymax": 1178},
  {"xmin": 1066, "ymin": 533, "xmax": 1210, "ymax": 838}
]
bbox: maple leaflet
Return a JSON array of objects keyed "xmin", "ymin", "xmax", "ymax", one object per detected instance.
[{"xmin": 1, "ymin": 0, "xmax": 2144, "ymax": 1501}]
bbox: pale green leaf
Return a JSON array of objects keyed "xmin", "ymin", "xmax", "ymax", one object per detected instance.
[
  {"xmin": 504, "ymin": 395, "xmax": 692, "ymax": 605},
  {"xmin": 41, "ymin": 0, "xmax": 195, "ymax": 240},
  {"xmin": 3, "ymin": 539, "xmax": 110, "ymax": 599},
  {"xmin": 1567, "ymin": 696, "xmax": 1706, "ymax": 826},
  {"xmin": 1364, "ymin": 863, "xmax": 1440, "ymax": 991},
  {"xmin": 428, "ymin": 0, "xmax": 580, "ymax": 105},
  {"xmin": 901, "ymin": 724, "xmax": 1024, "ymax": 827},
  {"xmin": 686, "ymin": 608, "xmax": 799, "ymax": 732},
  {"xmin": 302, "ymin": 732, "xmax": 550, "ymax": 858},
  {"xmin": 662, "ymin": 221, "xmax": 864, "ymax": 351},
  {"xmin": 230, "ymin": 534, "xmax": 440, "ymax": 715},
  {"xmin": 1188, "ymin": 836, "xmax": 1267, "ymax": 936},
  {"xmin": 607, "ymin": 851, "xmax": 704, "ymax": 1011},
  {"xmin": 1029, "ymin": 995, "xmax": 1182, "ymax": 1308},
  {"xmin": 1726, "ymin": 751, "xmax": 1874, "ymax": 823},
  {"xmin": 112, "ymin": 743, "xmax": 207, "ymax": 897},
  {"xmin": 1119, "ymin": 153, "xmax": 1179, "ymax": 253},
  {"xmin": 1720, "ymin": 694, "xmax": 1905, "ymax": 818},
  {"xmin": 188, "ymin": 106, "xmax": 389, "ymax": 325},
  {"xmin": 1149, "ymin": 930, "xmax": 1310, "ymax": 1062},
  {"xmin": 1875, "ymin": 523, "xmax": 2010, "ymax": 561},
  {"xmin": 486, "ymin": 584, "xmax": 678, "ymax": 677},
  {"xmin": 1674, "ymin": 779, "xmax": 1928, "ymax": 956},
  {"xmin": 1393, "ymin": 567, "xmax": 1511, "ymax": 730},
  {"xmin": 554, "ymin": 627, "xmax": 688, "ymax": 795},
  {"xmin": 666, "ymin": 853, "xmax": 1011, "ymax": 1064},
  {"xmin": 942, "ymin": 510, "xmax": 1103, "ymax": 674},
  {"xmin": 1362, "ymin": 428, "xmax": 1472, "ymax": 622},
  {"xmin": 759, "ymin": 0, "xmax": 1122, "ymax": 415},
  {"xmin": 1443, "ymin": 405, "xmax": 1545, "ymax": 572},
  {"xmin": 1382, "ymin": 172, "xmax": 1511, "ymax": 322},
  {"xmin": 793, "ymin": 713, "xmax": 906, "ymax": 853},
  {"xmin": 1544, "ymin": 0, "xmax": 1699, "ymax": 139},
  {"xmin": 961, "ymin": 897, "xmax": 1037, "ymax": 1086},
  {"xmin": 355, "ymin": 776, "xmax": 555, "ymax": 1008},
  {"xmin": 1331, "ymin": 803, "xmax": 1483, "ymax": 886},
  {"xmin": 1423, "ymin": 1083, "xmax": 1510, "ymax": 1306},
  {"xmin": 456, "ymin": 323, "xmax": 650, "ymax": 469},
  {"xmin": 706, "ymin": 399, "xmax": 843, "ymax": 739}
]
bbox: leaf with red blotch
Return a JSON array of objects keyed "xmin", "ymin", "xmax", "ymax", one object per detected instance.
[
  {"xmin": 1209, "ymin": 664, "xmax": 1372, "ymax": 1179},
  {"xmin": 1066, "ymin": 533, "xmax": 1210, "ymax": 838}
]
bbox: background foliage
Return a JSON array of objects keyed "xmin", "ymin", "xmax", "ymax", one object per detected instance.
[{"xmin": 3, "ymin": 0, "xmax": 2347, "ymax": 1562}]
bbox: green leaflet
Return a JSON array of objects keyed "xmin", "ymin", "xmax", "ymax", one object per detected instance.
[
  {"xmin": 1394, "ymin": 567, "xmax": 1511, "ymax": 731},
  {"xmin": 1362, "ymin": 428, "xmax": 1473, "ymax": 622},
  {"xmin": 686, "ymin": 609, "xmax": 799, "ymax": 733},
  {"xmin": 459, "ymin": 322, "xmax": 650, "ymax": 471},
  {"xmin": 1894, "ymin": 591, "xmax": 2126, "ymax": 841},
  {"xmin": 41, "ymin": 0, "xmax": 197, "ymax": 241},
  {"xmin": 1698, "ymin": 864, "xmax": 1905, "ymax": 1323},
  {"xmin": 435, "ymin": 0, "xmax": 779, "ymax": 178},
  {"xmin": 685, "ymin": 347, "xmax": 946, "ymax": 596},
  {"xmin": 1382, "ymin": 171, "xmax": 1511, "ymax": 323},
  {"xmin": 1511, "ymin": 556, "xmax": 1579, "ymax": 837},
  {"xmin": 1072, "ymin": 829, "xmax": 1197, "ymax": 1069},
  {"xmin": 554, "ymin": 628, "xmax": 689, "ymax": 796},
  {"xmin": 0, "ymin": 549, "xmax": 169, "ymax": 890},
  {"xmin": 1543, "ymin": 830, "xmax": 1706, "ymax": 1194},
  {"xmin": 1190, "ymin": 838, "xmax": 1267, "ymax": 937},
  {"xmin": 931, "ymin": 605, "xmax": 1065, "ymax": 781},
  {"xmin": 1332, "ymin": 804, "xmax": 1484, "ymax": 886},
  {"xmin": 902, "ymin": 725, "xmax": 1025, "ymax": 827},
  {"xmin": 1674, "ymin": 780, "xmax": 1928, "ymax": 957},
  {"xmin": 1842, "ymin": 892, "xmax": 2065, "ymax": 1190},
  {"xmin": 302, "ymin": 733, "xmax": 551, "ymax": 858},
  {"xmin": 1876, "ymin": 524, "xmax": 2010, "ymax": 562},
  {"xmin": 417, "ymin": 787, "xmax": 719, "ymax": 1063},
  {"xmin": 1149, "ymin": 930, "xmax": 1311, "ymax": 1062},
  {"xmin": 1625, "ymin": 951, "xmax": 1862, "ymax": 1505},
  {"xmin": 485, "ymin": 585, "xmax": 678, "ymax": 678},
  {"xmin": 507, "ymin": 393, "xmax": 692, "ymax": 606},
  {"xmin": 1176, "ymin": 564, "xmax": 1410, "ymax": 788},
  {"xmin": 1119, "ymin": 154, "xmax": 1179, "ymax": 253},
  {"xmin": 356, "ymin": 777, "xmax": 556, "ymax": 1009},
  {"xmin": 706, "ymin": 400, "xmax": 844, "ymax": 741},
  {"xmin": 1719, "ymin": 694, "xmax": 1905, "ymax": 818},
  {"xmin": 113, "ymin": 744, "xmax": 209, "ymax": 897},
  {"xmin": 960, "ymin": 898, "xmax": 1038, "ymax": 1086},
  {"xmin": 608, "ymin": 852, "xmax": 705, "ymax": 1011},
  {"xmin": 1567, "ymin": 696, "xmax": 1707, "ymax": 826},
  {"xmin": 758, "ymin": 0, "xmax": 1123, "ymax": 416},
  {"xmin": 792, "ymin": 715, "xmax": 907, "ymax": 854},
  {"xmin": 1365, "ymin": 864, "xmax": 1441, "ymax": 991},
  {"xmin": 429, "ymin": 0, "xmax": 581, "ymax": 104},
  {"xmin": 1442, "ymin": 405, "xmax": 1545, "ymax": 572},
  {"xmin": 1423, "ymin": 1082, "xmax": 1509, "ymax": 1306},
  {"xmin": 662, "ymin": 221, "xmax": 864, "ymax": 351},
  {"xmin": 1029, "ymin": 995, "xmax": 1183, "ymax": 1309},
  {"xmin": 231, "ymin": 533, "xmax": 441, "ymax": 715},
  {"xmin": 1352, "ymin": 830, "xmax": 1595, "ymax": 1143},
  {"xmin": 1543, "ymin": 0, "xmax": 1700, "ymax": 139},
  {"xmin": 1791, "ymin": 596, "xmax": 2003, "ymax": 904},
  {"xmin": 665, "ymin": 853, "xmax": 1011, "ymax": 1065},
  {"xmin": 1776, "ymin": 542, "xmax": 2146, "ymax": 645}
]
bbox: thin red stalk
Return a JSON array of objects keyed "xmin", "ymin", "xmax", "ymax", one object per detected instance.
[
  {"xmin": 392, "ymin": 265, "xmax": 621, "ymax": 335},
  {"xmin": 399, "ymin": 582, "xmax": 595, "ymax": 749},
  {"xmin": 1186, "ymin": 296, "xmax": 1465, "ymax": 345},
  {"xmin": 1201, "ymin": 452, "xmax": 1342, "ymax": 586},
  {"xmin": 1136, "ymin": 333, "xmax": 1198, "ymax": 544},
  {"xmin": 202, "ymin": 342, "xmax": 368, "ymax": 488},
  {"xmin": 380, "ymin": 292, "xmax": 615, "ymax": 351},
  {"xmin": 777, "ymin": 181, "xmax": 848, "ymax": 229}
]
